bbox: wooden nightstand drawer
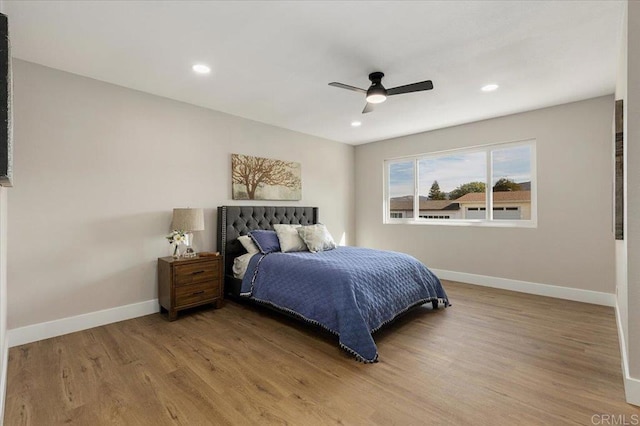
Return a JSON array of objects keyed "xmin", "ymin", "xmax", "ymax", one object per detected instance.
[
  {"xmin": 174, "ymin": 261, "xmax": 219, "ymax": 286},
  {"xmin": 175, "ymin": 280, "xmax": 220, "ymax": 307}
]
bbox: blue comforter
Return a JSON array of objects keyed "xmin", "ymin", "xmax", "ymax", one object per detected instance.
[{"xmin": 240, "ymin": 246, "xmax": 448, "ymax": 362}]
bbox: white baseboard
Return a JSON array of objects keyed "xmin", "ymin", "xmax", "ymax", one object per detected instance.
[
  {"xmin": 615, "ymin": 303, "xmax": 640, "ymax": 407},
  {"xmin": 431, "ymin": 268, "xmax": 616, "ymax": 307},
  {"xmin": 7, "ymin": 299, "xmax": 159, "ymax": 348}
]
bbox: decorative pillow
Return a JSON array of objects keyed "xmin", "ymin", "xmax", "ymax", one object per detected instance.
[
  {"xmin": 248, "ymin": 230, "xmax": 281, "ymax": 253},
  {"xmin": 238, "ymin": 235, "xmax": 259, "ymax": 254},
  {"xmin": 273, "ymin": 224, "xmax": 308, "ymax": 253},
  {"xmin": 297, "ymin": 224, "xmax": 337, "ymax": 253}
]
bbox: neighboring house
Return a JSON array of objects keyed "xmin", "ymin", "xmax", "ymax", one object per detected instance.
[
  {"xmin": 455, "ymin": 190, "xmax": 531, "ymax": 220},
  {"xmin": 518, "ymin": 181, "xmax": 531, "ymax": 191},
  {"xmin": 389, "ymin": 197, "xmax": 461, "ymax": 219},
  {"xmin": 390, "ymin": 191, "xmax": 531, "ymax": 220}
]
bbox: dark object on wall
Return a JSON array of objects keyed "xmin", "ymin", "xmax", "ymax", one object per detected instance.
[
  {"xmin": 615, "ymin": 99, "xmax": 623, "ymax": 240},
  {"xmin": 0, "ymin": 13, "xmax": 12, "ymax": 187}
]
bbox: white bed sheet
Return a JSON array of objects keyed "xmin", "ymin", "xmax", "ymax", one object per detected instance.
[{"xmin": 232, "ymin": 252, "xmax": 255, "ymax": 279}]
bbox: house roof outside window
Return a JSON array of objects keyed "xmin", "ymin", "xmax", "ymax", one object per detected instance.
[{"xmin": 390, "ymin": 191, "xmax": 531, "ymax": 211}]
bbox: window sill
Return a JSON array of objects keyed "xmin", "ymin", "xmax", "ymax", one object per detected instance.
[{"xmin": 384, "ymin": 219, "xmax": 537, "ymax": 228}]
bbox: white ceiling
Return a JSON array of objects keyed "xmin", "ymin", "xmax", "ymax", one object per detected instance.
[{"xmin": 4, "ymin": 1, "xmax": 625, "ymax": 145}]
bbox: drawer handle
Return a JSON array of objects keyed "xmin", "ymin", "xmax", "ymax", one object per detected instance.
[
  {"xmin": 192, "ymin": 270, "xmax": 205, "ymax": 275},
  {"xmin": 192, "ymin": 290, "xmax": 205, "ymax": 295}
]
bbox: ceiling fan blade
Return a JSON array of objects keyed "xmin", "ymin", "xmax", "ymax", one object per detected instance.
[
  {"xmin": 362, "ymin": 102, "xmax": 375, "ymax": 114},
  {"xmin": 387, "ymin": 80, "xmax": 433, "ymax": 96},
  {"xmin": 329, "ymin": 82, "xmax": 367, "ymax": 94}
]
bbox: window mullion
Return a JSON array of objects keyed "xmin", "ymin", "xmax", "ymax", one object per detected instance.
[
  {"xmin": 487, "ymin": 149, "xmax": 493, "ymax": 221},
  {"xmin": 384, "ymin": 161, "xmax": 390, "ymax": 221},
  {"xmin": 414, "ymin": 158, "xmax": 420, "ymax": 219}
]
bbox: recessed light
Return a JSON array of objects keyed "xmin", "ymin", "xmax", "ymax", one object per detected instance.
[
  {"xmin": 351, "ymin": 121, "xmax": 362, "ymax": 127},
  {"xmin": 481, "ymin": 84, "xmax": 499, "ymax": 92},
  {"xmin": 192, "ymin": 64, "xmax": 211, "ymax": 74}
]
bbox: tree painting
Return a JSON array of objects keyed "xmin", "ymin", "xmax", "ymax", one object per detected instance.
[{"xmin": 232, "ymin": 154, "xmax": 301, "ymax": 200}]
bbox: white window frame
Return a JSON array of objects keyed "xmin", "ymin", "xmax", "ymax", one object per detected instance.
[{"xmin": 383, "ymin": 139, "xmax": 537, "ymax": 228}]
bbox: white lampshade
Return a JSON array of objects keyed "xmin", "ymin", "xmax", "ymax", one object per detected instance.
[{"xmin": 171, "ymin": 208, "xmax": 205, "ymax": 232}]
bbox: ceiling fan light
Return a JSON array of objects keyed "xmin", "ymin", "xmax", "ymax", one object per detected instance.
[
  {"xmin": 366, "ymin": 75, "xmax": 388, "ymax": 104},
  {"xmin": 366, "ymin": 85, "xmax": 387, "ymax": 103},
  {"xmin": 366, "ymin": 93, "xmax": 386, "ymax": 104}
]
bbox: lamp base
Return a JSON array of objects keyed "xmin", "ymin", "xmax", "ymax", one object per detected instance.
[
  {"xmin": 183, "ymin": 246, "xmax": 197, "ymax": 258},
  {"xmin": 181, "ymin": 232, "xmax": 197, "ymax": 258}
]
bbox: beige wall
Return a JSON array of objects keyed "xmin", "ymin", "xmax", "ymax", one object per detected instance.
[
  {"xmin": 0, "ymin": 0, "xmax": 8, "ymax": 416},
  {"xmin": 8, "ymin": 60, "xmax": 355, "ymax": 329},
  {"xmin": 614, "ymin": 0, "xmax": 640, "ymax": 398},
  {"xmin": 355, "ymin": 96, "xmax": 614, "ymax": 293},
  {"xmin": 0, "ymin": 187, "xmax": 7, "ymax": 414},
  {"xmin": 615, "ymin": 0, "xmax": 629, "ymax": 374},
  {"xmin": 626, "ymin": 0, "xmax": 640, "ymax": 380}
]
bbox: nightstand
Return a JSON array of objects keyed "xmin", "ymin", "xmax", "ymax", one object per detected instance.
[{"xmin": 157, "ymin": 254, "xmax": 223, "ymax": 321}]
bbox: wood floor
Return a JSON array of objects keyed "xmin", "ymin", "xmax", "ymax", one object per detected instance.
[{"xmin": 5, "ymin": 281, "xmax": 639, "ymax": 425}]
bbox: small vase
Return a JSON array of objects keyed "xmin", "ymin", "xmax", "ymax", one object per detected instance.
[{"xmin": 172, "ymin": 244, "xmax": 181, "ymax": 259}]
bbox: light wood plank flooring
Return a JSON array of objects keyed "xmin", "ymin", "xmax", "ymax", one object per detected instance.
[{"xmin": 5, "ymin": 281, "xmax": 639, "ymax": 425}]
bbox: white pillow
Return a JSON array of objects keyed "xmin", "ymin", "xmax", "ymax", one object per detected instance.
[
  {"xmin": 238, "ymin": 235, "xmax": 259, "ymax": 254},
  {"xmin": 297, "ymin": 224, "xmax": 337, "ymax": 253},
  {"xmin": 273, "ymin": 224, "xmax": 308, "ymax": 253}
]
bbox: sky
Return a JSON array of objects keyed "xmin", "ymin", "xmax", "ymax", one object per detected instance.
[{"xmin": 389, "ymin": 145, "xmax": 531, "ymax": 198}]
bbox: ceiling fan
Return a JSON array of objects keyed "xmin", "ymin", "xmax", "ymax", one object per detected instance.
[{"xmin": 329, "ymin": 72, "xmax": 434, "ymax": 114}]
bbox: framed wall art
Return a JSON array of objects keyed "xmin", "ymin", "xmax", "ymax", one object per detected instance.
[{"xmin": 231, "ymin": 154, "xmax": 301, "ymax": 200}]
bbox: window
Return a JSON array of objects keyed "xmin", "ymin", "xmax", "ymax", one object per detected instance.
[
  {"xmin": 388, "ymin": 161, "xmax": 414, "ymax": 219},
  {"xmin": 385, "ymin": 140, "xmax": 536, "ymax": 227},
  {"xmin": 492, "ymin": 144, "xmax": 532, "ymax": 221}
]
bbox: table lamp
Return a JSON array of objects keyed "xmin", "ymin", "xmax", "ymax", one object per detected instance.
[{"xmin": 172, "ymin": 208, "xmax": 205, "ymax": 258}]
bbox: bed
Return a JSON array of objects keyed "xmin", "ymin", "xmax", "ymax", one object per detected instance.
[{"xmin": 217, "ymin": 205, "xmax": 449, "ymax": 362}]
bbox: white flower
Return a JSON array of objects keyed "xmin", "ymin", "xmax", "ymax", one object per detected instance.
[{"xmin": 166, "ymin": 230, "xmax": 187, "ymax": 246}]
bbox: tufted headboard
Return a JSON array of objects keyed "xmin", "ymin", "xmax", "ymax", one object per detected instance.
[{"xmin": 217, "ymin": 206, "xmax": 319, "ymax": 297}]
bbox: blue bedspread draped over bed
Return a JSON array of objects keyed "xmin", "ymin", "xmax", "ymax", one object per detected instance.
[{"xmin": 240, "ymin": 246, "xmax": 448, "ymax": 362}]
